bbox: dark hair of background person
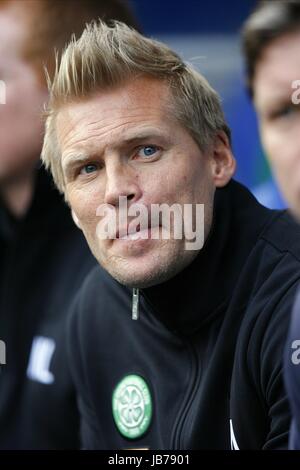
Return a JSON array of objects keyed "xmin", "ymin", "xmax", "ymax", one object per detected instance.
[{"xmin": 242, "ymin": 0, "xmax": 300, "ymax": 97}]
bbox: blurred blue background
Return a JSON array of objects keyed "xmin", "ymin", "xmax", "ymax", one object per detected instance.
[{"xmin": 130, "ymin": 0, "xmax": 285, "ymax": 209}]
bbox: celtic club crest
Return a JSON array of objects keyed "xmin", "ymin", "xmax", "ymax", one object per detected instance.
[{"xmin": 112, "ymin": 374, "xmax": 152, "ymax": 439}]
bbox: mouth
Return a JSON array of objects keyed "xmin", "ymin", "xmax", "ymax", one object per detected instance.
[
  {"xmin": 115, "ymin": 208, "xmax": 166, "ymax": 239},
  {"xmin": 116, "ymin": 223, "xmax": 155, "ymax": 240}
]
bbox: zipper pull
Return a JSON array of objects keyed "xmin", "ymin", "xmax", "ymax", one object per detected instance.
[{"xmin": 132, "ymin": 288, "xmax": 139, "ymax": 320}]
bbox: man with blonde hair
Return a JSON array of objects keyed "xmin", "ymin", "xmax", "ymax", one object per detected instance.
[{"xmin": 43, "ymin": 20, "xmax": 300, "ymax": 449}]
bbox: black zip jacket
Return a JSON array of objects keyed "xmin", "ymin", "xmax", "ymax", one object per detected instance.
[
  {"xmin": 68, "ymin": 180, "xmax": 300, "ymax": 449},
  {"xmin": 0, "ymin": 166, "xmax": 95, "ymax": 449}
]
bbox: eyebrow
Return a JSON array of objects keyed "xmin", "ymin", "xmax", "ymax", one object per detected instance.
[
  {"xmin": 120, "ymin": 128, "xmax": 169, "ymax": 144},
  {"xmin": 62, "ymin": 153, "xmax": 91, "ymax": 176}
]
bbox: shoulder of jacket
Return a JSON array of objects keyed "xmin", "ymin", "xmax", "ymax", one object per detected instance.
[{"xmin": 259, "ymin": 210, "xmax": 300, "ymax": 262}]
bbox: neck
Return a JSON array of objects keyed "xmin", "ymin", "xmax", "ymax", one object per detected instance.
[{"xmin": 0, "ymin": 171, "xmax": 35, "ymax": 218}]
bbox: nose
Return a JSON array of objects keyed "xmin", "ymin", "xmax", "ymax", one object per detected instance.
[{"xmin": 103, "ymin": 160, "xmax": 141, "ymax": 206}]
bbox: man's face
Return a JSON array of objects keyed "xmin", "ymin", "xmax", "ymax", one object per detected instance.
[
  {"xmin": 57, "ymin": 77, "xmax": 219, "ymax": 288},
  {"xmin": 0, "ymin": 7, "xmax": 47, "ymax": 182},
  {"xmin": 254, "ymin": 31, "xmax": 300, "ymax": 219}
]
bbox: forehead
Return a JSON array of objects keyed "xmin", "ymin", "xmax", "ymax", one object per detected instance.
[
  {"xmin": 56, "ymin": 77, "xmax": 175, "ymax": 150},
  {"xmin": 254, "ymin": 31, "xmax": 300, "ymax": 107}
]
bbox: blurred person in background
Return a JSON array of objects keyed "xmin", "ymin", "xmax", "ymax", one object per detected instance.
[
  {"xmin": 242, "ymin": 0, "xmax": 300, "ymax": 449},
  {"xmin": 0, "ymin": 0, "xmax": 139, "ymax": 449}
]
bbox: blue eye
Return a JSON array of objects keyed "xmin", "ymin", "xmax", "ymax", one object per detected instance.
[
  {"xmin": 138, "ymin": 146, "xmax": 159, "ymax": 158},
  {"xmin": 81, "ymin": 164, "xmax": 98, "ymax": 174}
]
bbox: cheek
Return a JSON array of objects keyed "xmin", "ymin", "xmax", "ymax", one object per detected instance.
[
  {"xmin": 186, "ymin": 159, "xmax": 212, "ymax": 197},
  {"xmin": 143, "ymin": 172, "xmax": 187, "ymax": 202},
  {"xmin": 2, "ymin": 83, "xmax": 36, "ymax": 126},
  {"xmin": 261, "ymin": 124, "xmax": 289, "ymax": 171},
  {"xmin": 68, "ymin": 185, "xmax": 102, "ymax": 227},
  {"xmin": 157, "ymin": 161, "xmax": 208, "ymax": 203},
  {"xmin": 2, "ymin": 80, "xmax": 46, "ymax": 154},
  {"xmin": 260, "ymin": 123, "xmax": 300, "ymax": 205},
  {"xmin": 170, "ymin": 156, "xmax": 202, "ymax": 190}
]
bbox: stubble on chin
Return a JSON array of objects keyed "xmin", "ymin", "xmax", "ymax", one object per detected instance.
[{"xmin": 99, "ymin": 239, "xmax": 199, "ymax": 288}]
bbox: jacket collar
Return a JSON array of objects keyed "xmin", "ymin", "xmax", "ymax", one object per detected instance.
[{"xmin": 141, "ymin": 180, "xmax": 275, "ymax": 336}]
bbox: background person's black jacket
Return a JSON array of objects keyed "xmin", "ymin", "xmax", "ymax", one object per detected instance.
[
  {"xmin": 0, "ymin": 166, "xmax": 95, "ymax": 449},
  {"xmin": 68, "ymin": 180, "xmax": 300, "ymax": 449},
  {"xmin": 284, "ymin": 286, "xmax": 300, "ymax": 450}
]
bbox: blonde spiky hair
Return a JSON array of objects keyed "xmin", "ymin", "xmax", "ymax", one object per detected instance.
[{"xmin": 42, "ymin": 20, "xmax": 230, "ymax": 193}]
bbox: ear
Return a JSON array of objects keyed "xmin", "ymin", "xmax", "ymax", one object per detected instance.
[
  {"xmin": 71, "ymin": 209, "xmax": 82, "ymax": 230},
  {"xmin": 210, "ymin": 131, "xmax": 236, "ymax": 188}
]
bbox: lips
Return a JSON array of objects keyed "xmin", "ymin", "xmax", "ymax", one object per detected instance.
[
  {"xmin": 112, "ymin": 208, "xmax": 165, "ymax": 240},
  {"xmin": 119, "ymin": 231, "xmax": 147, "ymax": 241},
  {"xmin": 116, "ymin": 223, "xmax": 161, "ymax": 240},
  {"xmin": 116, "ymin": 223, "xmax": 151, "ymax": 240}
]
